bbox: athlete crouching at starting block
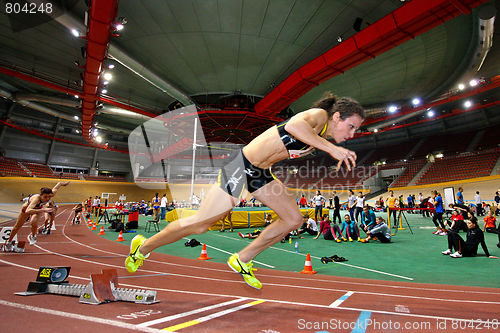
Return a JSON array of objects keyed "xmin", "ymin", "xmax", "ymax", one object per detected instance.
[
  {"xmin": 125, "ymin": 93, "xmax": 365, "ymax": 289},
  {"xmin": 3, "ymin": 182, "xmax": 69, "ymax": 251}
]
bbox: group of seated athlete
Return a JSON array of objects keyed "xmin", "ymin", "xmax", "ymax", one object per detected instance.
[
  {"xmin": 311, "ymin": 206, "xmax": 391, "ymax": 244},
  {"xmin": 238, "ymin": 206, "xmax": 392, "ymax": 244}
]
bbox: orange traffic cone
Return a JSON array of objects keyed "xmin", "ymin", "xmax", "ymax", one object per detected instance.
[
  {"xmin": 91, "ymin": 223, "xmax": 97, "ymax": 230},
  {"xmin": 115, "ymin": 231, "xmax": 125, "ymax": 242},
  {"xmin": 197, "ymin": 244, "xmax": 211, "ymax": 260},
  {"xmin": 97, "ymin": 226, "xmax": 105, "ymax": 235},
  {"xmin": 300, "ymin": 253, "xmax": 317, "ymax": 274}
]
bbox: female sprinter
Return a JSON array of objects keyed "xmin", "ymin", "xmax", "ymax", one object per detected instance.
[
  {"xmin": 4, "ymin": 181, "xmax": 69, "ymax": 250},
  {"xmin": 125, "ymin": 93, "xmax": 364, "ymax": 289}
]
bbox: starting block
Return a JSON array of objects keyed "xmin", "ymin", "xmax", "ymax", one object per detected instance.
[{"xmin": 15, "ymin": 267, "xmax": 159, "ymax": 305}]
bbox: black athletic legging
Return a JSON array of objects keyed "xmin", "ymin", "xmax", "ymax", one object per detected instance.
[
  {"xmin": 371, "ymin": 232, "xmax": 391, "ymax": 243},
  {"xmin": 433, "ymin": 212, "xmax": 445, "ymax": 229},
  {"xmin": 388, "ymin": 208, "xmax": 397, "ymax": 226},
  {"xmin": 485, "ymin": 227, "xmax": 500, "ymax": 244},
  {"xmin": 314, "ymin": 205, "xmax": 323, "ymax": 221},
  {"xmin": 447, "ymin": 232, "xmax": 475, "ymax": 256},
  {"xmin": 332, "ymin": 209, "xmax": 341, "ymax": 224},
  {"xmin": 323, "ymin": 224, "xmax": 343, "ymax": 240},
  {"xmin": 354, "ymin": 207, "xmax": 363, "ymax": 223}
]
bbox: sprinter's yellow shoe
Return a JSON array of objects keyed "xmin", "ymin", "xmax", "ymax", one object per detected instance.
[
  {"xmin": 125, "ymin": 235, "xmax": 150, "ymax": 273},
  {"xmin": 227, "ymin": 253, "xmax": 262, "ymax": 290}
]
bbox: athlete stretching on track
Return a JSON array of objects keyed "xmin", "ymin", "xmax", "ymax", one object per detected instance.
[
  {"xmin": 126, "ymin": 93, "xmax": 365, "ymax": 289},
  {"xmin": 4, "ymin": 181, "xmax": 69, "ymax": 250}
]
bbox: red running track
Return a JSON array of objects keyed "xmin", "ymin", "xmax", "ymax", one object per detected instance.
[{"xmin": 1, "ymin": 206, "xmax": 499, "ymax": 332}]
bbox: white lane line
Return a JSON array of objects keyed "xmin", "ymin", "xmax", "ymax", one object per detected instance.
[
  {"xmin": 162, "ymin": 300, "xmax": 266, "ymax": 332},
  {"xmin": 329, "ymin": 291, "xmax": 354, "ymax": 308},
  {"xmin": 182, "ymin": 237, "xmax": 275, "ymax": 268},
  {"xmin": 58, "ymin": 209, "xmax": 500, "ymax": 296},
  {"xmin": 0, "ymin": 299, "xmax": 161, "ymax": 333},
  {"xmin": 214, "ymin": 233, "xmax": 413, "ymax": 280},
  {"xmin": 29, "ymin": 242, "xmax": 500, "ymax": 305},
  {"xmin": 137, "ymin": 298, "xmax": 246, "ymax": 327},
  {"xmin": 0, "ymin": 258, "xmax": 497, "ymax": 324}
]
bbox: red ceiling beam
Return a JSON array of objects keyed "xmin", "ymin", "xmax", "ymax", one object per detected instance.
[
  {"xmin": 255, "ymin": 0, "xmax": 488, "ymax": 116},
  {"xmin": 81, "ymin": 0, "xmax": 119, "ymax": 143}
]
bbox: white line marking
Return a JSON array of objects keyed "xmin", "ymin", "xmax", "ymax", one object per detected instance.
[
  {"xmin": 29, "ymin": 243, "xmax": 500, "ymax": 305},
  {"xmin": 0, "ymin": 299, "xmax": 161, "ymax": 332},
  {"xmin": 214, "ymin": 233, "xmax": 413, "ymax": 280},
  {"xmin": 164, "ymin": 300, "xmax": 265, "ymax": 331},
  {"xmin": 58, "ymin": 209, "xmax": 500, "ymax": 296},
  {"xmin": 329, "ymin": 291, "xmax": 354, "ymax": 308},
  {"xmin": 0, "ymin": 258, "xmax": 497, "ymax": 324},
  {"xmin": 138, "ymin": 298, "xmax": 246, "ymax": 327}
]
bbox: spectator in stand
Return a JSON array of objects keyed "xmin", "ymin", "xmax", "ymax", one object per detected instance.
[
  {"xmin": 329, "ymin": 196, "xmax": 333, "ymax": 209},
  {"xmin": 360, "ymin": 217, "xmax": 391, "ymax": 243},
  {"xmin": 432, "ymin": 190, "xmax": 446, "ymax": 235},
  {"xmin": 475, "ymin": 191, "xmax": 482, "ymax": 216},
  {"xmin": 386, "ymin": 190, "xmax": 397, "ymax": 225},
  {"xmin": 442, "ymin": 217, "xmax": 497, "ymax": 259},
  {"xmin": 457, "ymin": 187, "xmax": 464, "ymax": 205},
  {"xmin": 299, "ymin": 195, "xmax": 308, "ymax": 208},
  {"xmin": 160, "ymin": 194, "xmax": 168, "ymax": 220},
  {"xmin": 446, "ymin": 209, "xmax": 467, "ymax": 233},
  {"xmin": 299, "ymin": 214, "xmax": 318, "ymax": 236},
  {"xmin": 354, "ymin": 192, "xmax": 364, "ymax": 223},
  {"xmin": 483, "ymin": 211, "xmax": 500, "ymax": 248},
  {"xmin": 360, "ymin": 205, "xmax": 377, "ymax": 234},
  {"xmin": 347, "ymin": 190, "xmax": 356, "ymax": 221},
  {"xmin": 314, "ymin": 215, "xmax": 342, "ymax": 243},
  {"xmin": 332, "ymin": 191, "xmax": 341, "ymax": 224},
  {"xmin": 312, "ymin": 190, "xmax": 326, "ymax": 221}
]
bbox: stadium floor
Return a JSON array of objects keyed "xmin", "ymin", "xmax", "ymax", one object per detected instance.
[{"xmin": 97, "ymin": 209, "xmax": 500, "ymax": 288}]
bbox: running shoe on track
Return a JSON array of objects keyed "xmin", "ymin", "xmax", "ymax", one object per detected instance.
[
  {"xmin": 348, "ymin": 237, "xmax": 353, "ymax": 242},
  {"xmin": 27, "ymin": 234, "xmax": 37, "ymax": 245},
  {"xmin": 125, "ymin": 235, "xmax": 150, "ymax": 273},
  {"xmin": 227, "ymin": 253, "xmax": 262, "ymax": 290},
  {"xmin": 442, "ymin": 249, "xmax": 452, "ymax": 255},
  {"xmin": 335, "ymin": 239, "xmax": 341, "ymax": 243},
  {"xmin": 450, "ymin": 251, "xmax": 462, "ymax": 258}
]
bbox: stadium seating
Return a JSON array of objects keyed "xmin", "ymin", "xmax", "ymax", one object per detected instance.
[
  {"xmin": 22, "ymin": 161, "xmax": 55, "ymax": 178},
  {"xmin": 0, "ymin": 157, "xmax": 30, "ymax": 177},
  {"xmin": 414, "ymin": 148, "xmax": 500, "ymax": 185}
]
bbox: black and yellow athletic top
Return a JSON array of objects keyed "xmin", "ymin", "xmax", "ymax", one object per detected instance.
[{"xmin": 276, "ymin": 119, "xmax": 327, "ymax": 159}]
